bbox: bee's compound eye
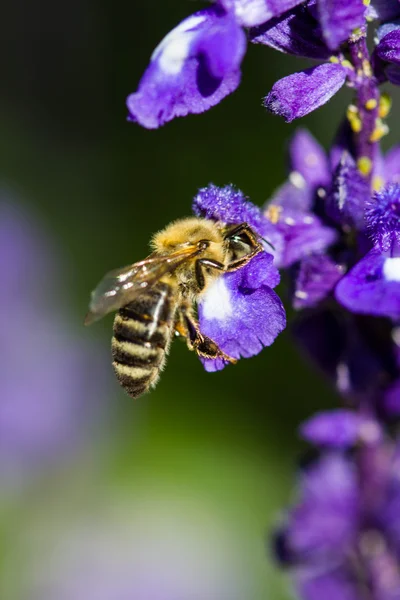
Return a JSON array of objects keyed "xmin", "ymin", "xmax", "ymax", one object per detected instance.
[{"xmin": 229, "ymin": 233, "xmax": 252, "ymax": 258}]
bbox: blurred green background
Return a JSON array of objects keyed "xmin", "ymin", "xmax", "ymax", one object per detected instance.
[{"xmin": 1, "ymin": 2, "xmax": 400, "ymax": 598}]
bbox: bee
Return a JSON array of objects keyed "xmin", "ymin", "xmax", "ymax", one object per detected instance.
[{"xmin": 85, "ymin": 218, "xmax": 263, "ymax": 399}]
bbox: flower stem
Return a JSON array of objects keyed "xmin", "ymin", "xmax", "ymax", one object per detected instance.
[{"xmin": 347, "ymin": 36, "xmax": 381, "ymax": 181}]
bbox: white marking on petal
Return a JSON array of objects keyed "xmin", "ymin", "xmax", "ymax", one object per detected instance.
[
  {"xmin": 295, "ymin": 290, "xmax": 308, "ymax": 299},
  {"xmin": 152, "ymin": 15, "xmax": 206, "ymax": 75},
  {"xmin": 284, "ymin": 217, "xmax": 296, "ymax": 225},
  {"xmin": 201, "ymin": 277, "xmax": 233, "ymax": 321},
  {"xmin": 233, "ymin": 0, "xmax": 269, "ymax": 26},
  {"xmin": 383, "ymin": 257, "xmax": 400, "ymax": 282},
  {"xmin": 289, "ymin": 171, "xmax": 306, "ymax": 189},
  {"xmin": 392, "ymin": 326, "xmax": 400, "ymax": 346}
]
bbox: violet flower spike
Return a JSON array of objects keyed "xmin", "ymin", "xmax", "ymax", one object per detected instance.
[{"xmin": 275, "ymin": 442, "xmax": 400, "ymax": 600}]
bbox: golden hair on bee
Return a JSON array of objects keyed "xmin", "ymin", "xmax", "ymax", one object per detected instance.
[{"xmin": 151, "ymin": 217, "xmax": 225, "ymax": 259}]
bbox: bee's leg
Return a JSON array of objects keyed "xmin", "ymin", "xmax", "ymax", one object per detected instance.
[
  {"xmin": 224, "ymin": 222, "xmax": 265, "ymax": 250},
  {"xmin": 194, "ymin": 257, "xmax": 225, "ymax": 290},
  {"xmin": 195, "ymin": 251, "xmax": 261, "ymax": 279},
  {"xmin": 177, "ymin": 304, "xmax": 237, "ymax": 364},
  {"xmin": 223, "ymin": 249, "xmax": 262, "ymax": 272},
  {"xmin": 224, "ymin": 222, "xmax": 258, "ymax": 241}
]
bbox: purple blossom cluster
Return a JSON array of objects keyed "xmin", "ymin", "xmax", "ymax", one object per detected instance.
[{"xmin": 126, "ymin": 1, "xmax": 400, "ymax": 598}]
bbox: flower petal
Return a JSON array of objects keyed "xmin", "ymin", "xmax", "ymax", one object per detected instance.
[
  {"xmin": 126, "ymin": 8, "xmax": 246, "ymax": 129},
  {"xmin": 376, "ymin": 18, "xmax": 400, "ymax": 42},
  {"xmin": 296, "ymin": 565, "xmax": 363, "ymax": 600},
  {"xmin": 219, "ymin": 0, "xmax": 305, "ymax": 27},
  {"xmin": 267, "ymin": 180, "xmax": 314, "ymax": 212},
  {"xmin": 279, "ymin": 453, "xmax": 359, "ymax": 564},
  {"xmin": 386, "ymin": 63, "xmax": 400, "ymax": 85},
  {"xmin": 264, "ymin": 63, "xmax": 347, "ymax": 122},
  {"xmin": 193, "ymin": 183, "xmax": 284, "ymax": 262},
  {"xmin": 293, "ymin": 254, "xmax": 344, "ymax": 309},
  {"xmin": 271, "ymin": 207, "xmax": 337, "ymax": 268},
  {"xmin": 289, "ymin": 129, "xmax": 331, "ymax": 189},
  {"xmin": 383, "ymin": 378, "xmax": 400, "ymax": 416},
  {"xmin": 329, "ymin": 119, "xmax": 356, "ymax": 172},
  {"xmin": 335, "ymin": 248, "xmax": 400, "ymax": 319},
  {"xmin": 292, "ymin": 308, "xmax": 397, "ymax": 403},
  {"xmin": 365, "ymin": 183, "xmax": 400, "ymax": 252},
  {"xmin": 250, "ymin": 4, "xmax": 331, "ymax": 59},
  {"xmin": 327, "ymin": 151, "xmax": 369, "ymax": 230},
  {"xmin": 300, "ymin": 409, "xmax": 381, "ymax": 447},
  {"xmin": 376, "ymin": 29, "xmax": 400, "ymax": 65},
  {"xmin": 371, "ymin": 1, "xmax": 400, "ymax": 22},
  {"xmin": 198, "ymin": 252, "xmax": 286, "ymax": 368},
  {"xmin": 317, "ymin": 0, "xmax": 366, "ymax": 50},
  {"xmin": 384, "ymin": 145, "xmax": 400, "ymax": 184}
]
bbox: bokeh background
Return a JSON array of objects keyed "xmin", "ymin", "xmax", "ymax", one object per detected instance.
[{"xmin": 1, "ymin": 2, "xmax": 400, "ymax": 598}]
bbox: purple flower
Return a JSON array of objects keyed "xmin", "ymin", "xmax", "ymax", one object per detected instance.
[
  {"xmin": 275, "ymin": 443, "xmax": 400, "ymax": 600},
  {"xmin": 219, "ymin": 0, "xmax": 306, "ymax": 27},
  {"xmin": 316, "ymin": 0, "xmax": 366, "ymax": 51},
  {"xmin": 127, "ymin": 1, "xmax": 313, "ymax": 129},
  {"xmin": 0, "ymin": 197, "xmax": 110, "ymax": 489},
  {"xmin": 335, "ymin": 184, "xmax": 400, "ymax": 320},
  {"xmin": 293, "ymin": 308, "xmax": 400, "ymax": 415},
  {"xmin": 370, "ymin": 1, "xmax": 400, "ymax": 21},
  {"xmin": 300, "ymin": 409, "xmax": 382, "ymax": 447},
  {"xmin": 127, "ymin": 7, "xmax": 246, "ymax": 129},
  {"xmin": 251, "ymin": 0, "xmax": 366, "ymax": 56},
  {"xmin": 250, "ymin": 3, "xmax": 332, "ymax": 59},
  {"xmin": 263, "ymin": 129, "xmax": 337, "ymax": 269},
  {"xmin": 375, "ymin": 22, "xmax": 400, "ymax": 85},
  {"xmin": 327, "ymin": 152, "xmax": 369, "ymax": 230},
  {"xmin": 264, "ymin": 62, "xmax": 348, "ymax": 122},
  {"xmin": 366, "ymin": 182, "xmax": 400, "ymax": 252},
  {"xmin": 193, "ymin": 184, "xmax": 286, "ymax": 371},
  {"xmin": 260, "ymin": 0, "xmax": 368, "ymax": 121},
  {"xmin": 293, "ymin": 254, "xmax": 344, "ymax": 309}
]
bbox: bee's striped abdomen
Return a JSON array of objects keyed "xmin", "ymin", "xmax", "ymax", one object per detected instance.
[{"xmin": 112, "ymin": 281, "xmax": 175, "ymax": 399}]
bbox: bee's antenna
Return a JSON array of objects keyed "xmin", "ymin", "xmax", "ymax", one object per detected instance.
[{"xmin": 261, "ymin": 237, "xmax": 275, "ymax": 251}]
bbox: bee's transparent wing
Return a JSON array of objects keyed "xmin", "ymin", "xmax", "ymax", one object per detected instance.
[{"xmin": 85, "ymin": 246, "xmax": 200, "ymax": 325}]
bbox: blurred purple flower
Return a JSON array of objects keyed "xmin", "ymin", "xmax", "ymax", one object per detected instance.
[
  {"xmin": 0, "ymin": 197, "xmax": 110, "ymax": 488},
  {"xmin": 193, "ymin": 184, "xmax": 286, "ymax": 371},
  {"xmin": 300, "ymin": 409, "xmax": 382, "ymax": 447},
  {"xmin": 275, "ymin": 443, "xmax": 400, "ymax": 600}
]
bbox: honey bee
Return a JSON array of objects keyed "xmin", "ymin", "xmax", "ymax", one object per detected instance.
[{"xmin": 85, "ymin": 218, "xmax": 263, "ymax": 399}]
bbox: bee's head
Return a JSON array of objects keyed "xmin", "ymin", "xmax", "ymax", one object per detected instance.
[{"xmin": 151, "ymin": 217, "xmax": 223, "ymax": 253}]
